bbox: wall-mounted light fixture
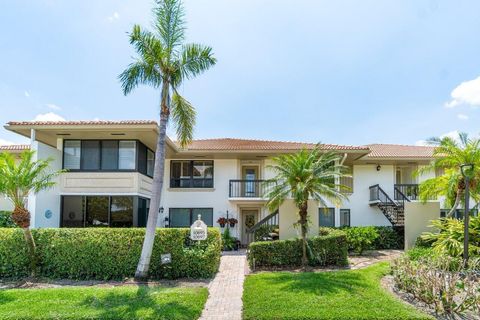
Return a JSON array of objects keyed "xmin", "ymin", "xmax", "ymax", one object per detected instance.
[
  {"xmin": 376, "ymin": 165, "xmax": 381, "ymax": 171},
  {"xmin": 159, "ymin": 207, "xmax": 164, "ymax": 213}
]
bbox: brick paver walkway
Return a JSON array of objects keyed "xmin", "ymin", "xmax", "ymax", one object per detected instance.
[{"xmin": 199, "ymin": 250, "xmax": 248, "ymax": 320}]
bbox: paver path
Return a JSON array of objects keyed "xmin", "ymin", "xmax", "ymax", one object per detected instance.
[{"xmin": 200, "ymin": 250, "xmax": 248, "ymax": 320}]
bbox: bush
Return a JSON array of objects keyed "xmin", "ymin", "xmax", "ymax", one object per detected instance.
[
  {"xmin": 372, "ymin": 226, "xmax": 403, "ymax": 250},
  {"xmin": 253, "ymin": 224, "xmax": 279, "ymax": 241},
  {"xmin": 392, "ymin": 254, "xmax": 480, "ymax": 315},
  {"xmin": 421, "ymin": 216, "xmax": 480, "ymax": 257},
  {"xmin": 405, "ymin": 247, "xmax": 435, "ymax": 261},
  {"xmin": 247, "ymin": 229, "xmax": 348, "ymax": 268},
  {"xmin": 0, "ymin": 228, "xmax": 221, "ymax": 280},
  {"xmin": 342, "ymin": 226, "xmax": 379, "ymax": 254},
  {"xmin": 0, "ymin": 211, "xmax": 15, "ymax": 228}
]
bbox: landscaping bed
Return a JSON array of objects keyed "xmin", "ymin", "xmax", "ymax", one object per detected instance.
[
  {"xmin": 0, "ymin": 286, "xmax": 208, "ymax": 320},
  {"xmin": 242, "ymin": 262, "xmax": 432, "ymax": 320}
]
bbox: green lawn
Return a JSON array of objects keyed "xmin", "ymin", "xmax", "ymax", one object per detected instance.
[
  {"xmin": 0, "ymin": 286, "xmax": 208, "ymax": 320},
  {"xmin": 243, "ymin": 262, "xmax": 432, "ymax": 320}
]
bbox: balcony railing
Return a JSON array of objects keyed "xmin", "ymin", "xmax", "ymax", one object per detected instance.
[
  {"xmin": 394, "ymin": 184, "xmax": 419, "ymax": 201},
  {"xmin": 229, "ymin": 180, "xmax": 275, "ymax": 198}
]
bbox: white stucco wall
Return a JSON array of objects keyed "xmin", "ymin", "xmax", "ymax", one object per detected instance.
[
  {"xmin": 404, "ymin": 201, "xmax": 440, "ymax": 249},
  {"xmin": 0, "ymin": 196, "xmax": 13, "ymax": 212}
]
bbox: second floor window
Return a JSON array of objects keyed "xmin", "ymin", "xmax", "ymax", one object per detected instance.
[
  {"xmin": 170, "ymin": 160, "xmax": 214, "ymax": 188},
  {"xmin": 63, "ymin": 140, "xmax": 154, "ymax": 177}
]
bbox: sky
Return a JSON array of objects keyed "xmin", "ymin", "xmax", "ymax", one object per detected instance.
[{"xmin": 1, "ymin": 0, "xmax": 480, "ymax": 147}]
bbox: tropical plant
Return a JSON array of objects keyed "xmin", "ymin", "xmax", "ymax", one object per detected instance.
[
  {"xmin": 0, "ymin": 211, "xmax": 15, "ymax": 227},
  {"xmin": 0, "ymin": 150, "xmax": 63, "ymax": 276},
  {"xmin": 417, "ymin": 132, "xmax": 480, "ymax": 217},
  {"xmin": 119, "ymin": 0, "xmax": 216, "ymax": 279},
  {"xmin": 342, "ymin": 226, "xmax": 379, "ymax": 254},
  {"xmin": 421, "ymin": 216, "xmax": 480, "ymax": 257},
  {"xmin": 222, "ymin": 227, "xmax": 236, "ymax": 251},
  {"xmin": 264, "ymin": 147, "xmax": 349, "ymax": 268}
]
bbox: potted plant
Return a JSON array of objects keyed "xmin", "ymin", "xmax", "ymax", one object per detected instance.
[
  {"xmin": 228, "ymin": 218, "xmax": 238, "ymax": 228},
  {"xmin": 217, "ymin": 217, "xmax": 227, "ymax": 228}
]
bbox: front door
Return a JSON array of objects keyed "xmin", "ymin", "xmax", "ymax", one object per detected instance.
[
  {"xmin": 241, "ymin": 209, "xmax": 259, "ymax": 245},
  {"xmin": 242, "ymin": 166, "xmax": 259, "ymax": 197}
]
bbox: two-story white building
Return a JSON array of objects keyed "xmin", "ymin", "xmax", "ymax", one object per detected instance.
[{"xmin": 1, "ymin": 120, "xmax": 441, "ymax": 245}]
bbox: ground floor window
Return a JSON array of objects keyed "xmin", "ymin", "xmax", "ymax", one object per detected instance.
[
  {"xmin": 61, "ymin": 195, "xmax": 150, "ymax": 227},
  {"xmin": 169, "ymin": 208, "xmax": 213, "ymax": 227},
  {"xmin": 440, "ymin": 208, "xmax": 478, "ymax": 219},
  {"xmin": 319, "ymin": 208, "xmax": 335, "ymax": 227},
  {"xmin": 340, "ymin": 209, "xmax": 350, "ymax": 227}
]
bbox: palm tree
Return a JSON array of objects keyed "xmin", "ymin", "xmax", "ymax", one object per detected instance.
[
  {"xmin": 119, "ymin": 0, "xmax": 216, "ymax": 279},
  {"xmin": 0, "ymin": 151, "xmax": 63, "ymax": 276},
  {"xmin": 265, "ymin": 147, "xmax": 349, "ymax": 268},
  {"xmin": 418, "ymin": 133, "xmax": 480, "ymax": 217}
]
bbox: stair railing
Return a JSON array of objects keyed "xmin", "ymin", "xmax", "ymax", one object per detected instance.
[{"xmin": 245, "ymin": 210, "xmax": 279, "ymax": 245}]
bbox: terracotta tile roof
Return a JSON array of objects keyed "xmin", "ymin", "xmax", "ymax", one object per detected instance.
[
  {"xmin": 0, "ymin": 144, "xmax": 30, "ymax": 151},
  {"xmin": 7, "ymin": 120, "xmax": 158, "ymax": 126},
  {"xmin": 177, "ymin": 138, "xmax": 368, "ymax": 151},
  {"xmin": 365, "ymin": 144, "xmax": 435, "ymax": 158}
]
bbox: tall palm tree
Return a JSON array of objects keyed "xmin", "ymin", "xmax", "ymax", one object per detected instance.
[
  {"xmin": 418, "ymin": 133, "xmax": 480, "ymax": 217},
  {"xmin": 0, "ymin": 151, "xmax": 63, "ymax": 276},
  {"xmin": 265, "ymin": 147, "xmax": 349, "ymax": 268},
  {"xmin": 119, "ymin": 0, "xmax": 216, "ymax": 279}
]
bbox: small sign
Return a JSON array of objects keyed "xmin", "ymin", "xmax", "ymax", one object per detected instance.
[
  {"xmin": 45, "ymin": 210, "xmax": 52, "ymax": 219},
  {"xmin": 190, "ymin": 215, "xmax": 208, "ymax": 241},
  {"xmin": 161, "ymin": 253, "xmax": 171, "ymax": 265}
]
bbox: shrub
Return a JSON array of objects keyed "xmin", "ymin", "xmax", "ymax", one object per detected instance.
[
  {"xmin": 0, "ymin": 211, "xmax": 15, "ymax": 228},
  {"xmin": 253, "ymin": 224, "xmax": 279, "ymax": 241},
  {"xmin": 372, "ymin": 226, "xmax": 403, "ymax": 249},
  {"xmin": 342, "ymin": 226, "xmax": 379, "ymax": 254},
  {"xmin": 405, "ymin": 247, "xmax": 435, "ymax": 261},
  {"xmin": 247, "ymin": 229, "xmax": 348, "ymax": 268},
  {"xmin": 414, "ymin": 235, "xmax": 434, "ymax": 248},
  {"xmin": 392, "ymin": 254, "xmax": 480, "ymax": 315},
  {"xmin": 0, "ymin": 228, "xmax": 221, "ymax": 280},
  {"xmin": 421, "ymin": 216, "xmax": 480, "ymax": 257}
]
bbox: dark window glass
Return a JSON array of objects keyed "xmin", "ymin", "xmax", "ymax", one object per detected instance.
[
  {"xmin": 147, "ymin": 150, "xmax": 155, "ymax": 177},
  {"xmin": 101, "ymin": 141, "xmax": 118, "ymax": 170},
  {"xmin": 340, "ymin": 209, "xmax": 350, "ymax": 227},
  {"xmin": 81, "ymin": 140, "xmax": 101, "ymax": 170},
  {"xmin": 319, "ymin": 208, "xmax": 335, "ymax": 227},
  {"xmin": 62, "ymin": 196, "xmax": 85, "ymax": 227},
  {"xmin": 137, "ymin": 142, "xmax": 147, "ymax": 175},
  {"xmin": 169, "ymin": 208, "xmax": 214, "ymax": 227},
  {"xmin": 110, "ymin": 196, "xmax": 134, "ymax": 227},
  {"xmin": 64, "ymin": 140, "xmax": 81, "ymax": 169},
  {"xmin": 170, "ymin": 160, "xmax": 213, "ymax": 188},
  {"xmin": 85, "ymin": 196, "xmax": 109, "ymax": 227},
  {"xmin": 137, "ymin": 198, "xmax": 150, "ymax": 228},
  {"xmin": 119, "ymin": 141, "xmax": 136, "ymax": 170}
]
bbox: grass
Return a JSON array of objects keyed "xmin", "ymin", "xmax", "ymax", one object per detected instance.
[
  {"xmin": 243, "ymin": 262, "xmax": 433, "ymax": 320},
  {"xmin": 0, "ymin": 285, "xmax": 208, "ymax": 320}
]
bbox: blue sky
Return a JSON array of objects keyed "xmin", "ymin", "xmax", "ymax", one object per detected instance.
[{"xmin": 1, "ymin": 0, "xmax": 480, "ymax": 146}]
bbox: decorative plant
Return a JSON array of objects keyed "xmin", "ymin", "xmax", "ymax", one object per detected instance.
[
  {"xmin": 119, "ymin": 0, "xmax": 216, "ymax": 279},
  {"xmin": 264, "ymin": 146, "xmax": 349, "ymax": 268},
  {"xmin": 217, "ymin": 217, "xmax": 227, "ymax": 227},
  {"xmin": 228, "ymin": 218, "xmax": 238, "ymax": 227},
  {"xmin": 342, "ymin": 226, "xmax": 379, "ymax": 254},
  {"xmin": 222, "ymin": 227, "xmax": 236, "ymax": 251},
  {"xmin": 0, "ymin": 150, "xmax": 63, "ymax": 276}
]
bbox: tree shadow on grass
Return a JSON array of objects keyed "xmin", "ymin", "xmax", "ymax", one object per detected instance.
[
  {"xmin": 0, "ymin": 291, "xmax": 15, "ymax": 306},
  {"xmin": 79, "ymin": 286, "xmax": 204, "ymax": 320},
  {"xmin": 254, "ymin": 270, "xmax": 371, "ymax": 296}
]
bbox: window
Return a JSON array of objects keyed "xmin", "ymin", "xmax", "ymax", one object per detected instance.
[
  {"xmin": 340, "ymin": 209, "xmax": 350, "ymax": 227},
  {"xmin": 119, "ymin": 141, "xmax": 136, "ymax": 170},
  {"xmin": 63, "ymin": 140, "xmax": 81, "ymax": 169},
  {"xmin": 62, "ymin": 140, "xmax": 154, "ymax": 177},
  {"xmin": 319, "ymin": 208, "xmax": 335, "ymax": 227},
  {"xmin": 441, "ymin": 208, "xmax": 478, "ymax": 219},
  {"xmin": 61, "ymin": 196, "xmax": 144, "ymax": 227},
  {"xmin": 170, "ymin": 160, "xmax": 214, "ymax": 188},
  {"xmin": 147, "ymin": 150, "xmax": 155, "ymax": 177},
  {"xmin": 169, "ymin": 208, "xmax": 214, "ymax": 227}
]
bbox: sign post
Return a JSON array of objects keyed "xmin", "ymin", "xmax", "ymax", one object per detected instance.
[{"xmin": 190, "ymin": 215, "xmax": 208, "ymax": 241}]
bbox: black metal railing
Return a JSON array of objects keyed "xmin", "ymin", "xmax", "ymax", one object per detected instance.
[
  {"xmin": 394, "ymin": 184, "xmax": 419, "ymax": 201},
  {"xmin": 369, "ymin": 184, "xmax": 406, "ymax": 226},
  {"xmin": 245, "ymin": 211, "xmax": 279, "ymax": 245},
  {"xmin": 229, "ymin": 180, "xmax": 275, "ymax": 198},
  {"xmin": 369, "ymin": 184, "xmax": 395, "ymax": 205}
]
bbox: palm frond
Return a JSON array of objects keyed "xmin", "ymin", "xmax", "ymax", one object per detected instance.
[
  {"xmin": 171, "ymin": 91, "xmax": 196, "ymax": 147},
  {"xmin": 153, "ymin": 0, "xmax": 186, "ymax": 54}
]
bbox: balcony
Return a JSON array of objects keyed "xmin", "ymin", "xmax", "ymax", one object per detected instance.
[
  {"xmin": 394, "ymin": 184, "xmax": 419, "ymax": 201},
  {"xmin": 228, "ymin": 180, "xmax": 274, "ymax": 199}
]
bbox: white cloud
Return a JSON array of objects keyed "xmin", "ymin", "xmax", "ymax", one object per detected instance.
[
  {"xmin": 46, "ymin": 103, "xmax": 61, "ymax": 111},
  {"xmin": 107, "ymin": 12, "xmax": 120, "ymax": 22},
  {"xmin": 24, "ymin": 91, "xmax": 30, "ymax": 98},
  {"xmin": 445, "ymin": 76, "xmax": 480, "ymax": 108},
  {"xmin": 0, "ymin": 138, "xmax": 15, "ymax": 146},
  {"xmin": 33, "ymin": 112, "xmax": 66, "ymax": 122},
  {"xmin": 457, "ymin": 113, "xmax": 469, "ymax": 120}
]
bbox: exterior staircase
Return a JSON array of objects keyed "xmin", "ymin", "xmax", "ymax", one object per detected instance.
[
  {"xmin": 245, "ymin": 210, "xmax": 279, "ymax": 245},
  {"xmin": 369, "ymin": 184, "xmax": 410, "ymax": 226}
]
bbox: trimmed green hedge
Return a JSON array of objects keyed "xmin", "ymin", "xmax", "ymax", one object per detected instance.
[
  {"xmin": 0, "ymin": 228, "xmax": 221, "ymax": 280},
  {"xmin": 247, "ymin": 229, "xmax": 348, "ymax": 268}
]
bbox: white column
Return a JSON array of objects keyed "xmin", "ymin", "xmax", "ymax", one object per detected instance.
[{"xmin": 28, "ymin": 129, "xmax": 38, "ymax": 228}]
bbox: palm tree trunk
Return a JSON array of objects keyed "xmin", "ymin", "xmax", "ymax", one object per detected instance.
[
  {"xmin": 135, "ymin": 82, "xmax": 170, "ymax": 280},
  {"xmin": 22, "ymin": 227, "xmax": 37, "ymax": 277},
  {"xmin": 299, "ymin": 202, "xmax": 308, "ymax": 269},
  {"xmin": 446, "ymin": 189, "xmax": 462, "ymax": 218}
]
